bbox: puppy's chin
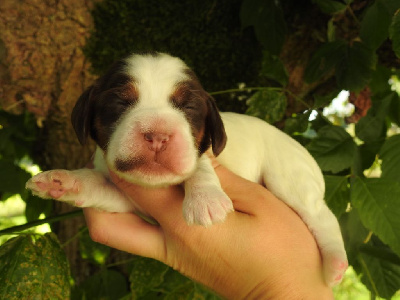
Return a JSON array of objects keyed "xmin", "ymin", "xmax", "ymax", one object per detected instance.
[{"xmin": 109, "ymin": 160, "xmax": 195, "ymax": 188}]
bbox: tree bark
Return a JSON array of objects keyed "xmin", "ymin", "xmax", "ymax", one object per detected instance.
[{"xmin": 0, "ymin": 0, "xmax": 97, "ymax": 283}]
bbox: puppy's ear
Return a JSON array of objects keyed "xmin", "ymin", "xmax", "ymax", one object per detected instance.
[
  {"xmin": 71, "ymin": 86, "xmax": 95, "ymax": 145},
  {"xmin": 204, "ymin": 95, "xmax": 227, "ymax": 156}
]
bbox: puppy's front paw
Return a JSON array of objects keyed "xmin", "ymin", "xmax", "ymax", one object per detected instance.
[
  {"xmin": 183, "ymin": 185, "xmax": 234, "ymax": 227},
  {"xmin": 26, "ymin": 170, "xmax": 81, "ymax": 205}
]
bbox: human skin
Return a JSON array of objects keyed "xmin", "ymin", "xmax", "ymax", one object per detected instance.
[{"xmin": 83, "ymin": 160, "xmax": 334, "ymax": 299}]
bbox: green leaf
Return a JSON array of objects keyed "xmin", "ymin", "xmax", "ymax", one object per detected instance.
[
  {"xmin": 305, "ymin": 41, "xmax": 377, "ymax": 91},
  {"xmin": 0, "ymin": 111, "xmax": 37, "ymax": 161},
  {"xmin": 380, "ymin": 134, "xmax": 400, "ymax": 181},
  {"xmin": 355, "ymin": 93, "xmax": 392, "ymax": 143},
  {"xmin": 312, "ymin": 0, "xmax": 347, "ymax": 14},
  {"xmin": 359, "ymin": 140, "xmax": 384, "ymax": 171},
  {"xmin": 79, "ymin": 227, "xmax": 110, "ymax": 265},
  {"xmin": 25, "ymin": 194, "xmax": 53, "ymax": 222},
  {"xmin": 240, "ymin": 0, "xmax": 287, "ymax": 55},
  {"xmin": 260, "ymin": 51, "xmax": 288, "ymax": 86},
  {"xmin": 0, "ymin": 160, "xmax": 31, "ymax": 195},
  {"xmin": 307, "ymin": 125, "xmax": 357, "ymax": 173},
  {"xmin": 71, "ymin": 269, "xmax": 128, "ymax": 300},
  {"xmin": 340, "ymin": 209, "xmax": 370, "ymax": 264},
  {"xmin": 324, "ymin": 175, "xmax": 349, "ymax": 218},
  {"xmin": 0, "ymin": 233, "xmax": 70, "ymax": 299},
  {"xmin": 358, "ymin": 238, "xmax": 400, "ymax": 299},
  {"xmin": 360, "ymin": 0, "xmax": 397, "ymax": 50},
  {"xmin": 130, "ymin": 257, "xmax": 170, "ymax": 298},
  {"xmin": 156, "ymin": 268, "xmax": 193, "ymax": 295},
  {"xmin": 390, "ymin": 9, "xmax": 400, "ymax": 58},
  {"xmin": 313, "ymin": 89, "xmax": 342, "ymax": 109},
  {"xmin": 160, "ymin": 270, "xmax": 219, "ymax": 299},
  {"xmin": 369, "ymin": 64, "xmax": 392, "ymax": 95},
  {"xmin": 283, "ymin": 111, "xmax": 311, "ymax": 135},
  {"xmin": 304, "ymin": 40, "xmax": 347, "ymax": 83},
  {"xmin": 246, "ymin": 89, "xmax": 287, "ymax": 123},
  {"xmin": 335, "ymin": 41, "xmax": 377, "ymax": 91},
  {"xmin": 360, "ymin": 243, "xmax": 400, "ymax": 266},
  {"xmin": 355, "ymin": 115, "xmax": 386, "ymax": 144},
  {"xmin": 351, "ymin": 177, "xmax": 400, "ymax": 257},
  {"xmin": 389, "ymin": 92, "xmax": 400, "ymax": 126}
]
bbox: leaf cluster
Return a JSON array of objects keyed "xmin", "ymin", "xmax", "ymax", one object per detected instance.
[
  {"xmin": 238, "ymin": 0, "xmax": 400, "ymax": 298},
  {"xmin": 0, "ymin": 111, "xmax": 51, "ymax": 224},
  {"xmin": 84, "ymin": 0, "xmax": 263, "ymax": 113}
]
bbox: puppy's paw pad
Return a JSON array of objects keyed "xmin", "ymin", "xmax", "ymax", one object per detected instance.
[
  {"xmin": 26, "ymin": 170, "xmax": 81, "ymax": 200},
  {"xmin": 183, "ymin": 186, "xmax": 233, "ymax": 227},
  {"xmin": 324, "ymin": 256, "xmax": 348, "ymax": 287}
]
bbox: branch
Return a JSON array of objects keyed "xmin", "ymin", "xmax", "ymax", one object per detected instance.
[{"xmin": 0, "ymin": 210, "xmax": 83, "ymax": 236}]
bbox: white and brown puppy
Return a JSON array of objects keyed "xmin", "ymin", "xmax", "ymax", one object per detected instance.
[{"xmin": 26, "ymin": 53, "xmax": 347, "ymax": 286}]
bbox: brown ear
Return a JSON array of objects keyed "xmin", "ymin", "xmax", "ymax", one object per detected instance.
[
  {"xmin": 204, "ymin": 95, "xmax": 227, "ymax": 156},
  {"xmin": 71, "ymin": 86, "xmax": 95, "ymax": 145}
]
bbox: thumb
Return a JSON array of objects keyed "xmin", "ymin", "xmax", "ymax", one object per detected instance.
[{"xmin": 83, "ymin": 207, "xmax": 166, "ymax": 260}]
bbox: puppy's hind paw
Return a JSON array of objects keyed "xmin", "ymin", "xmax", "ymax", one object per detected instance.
[
  {"xmin": 26, "ymin": 170, "xmax": 81, "ymax": 202},
  {"xmin": 323, "ymin": 254, "xmax": 348, "ymax": 287}
]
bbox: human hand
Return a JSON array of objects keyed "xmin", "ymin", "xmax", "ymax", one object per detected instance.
[{"xmin": 84, "ymin": 158, "xmax": 333, "ymax": 299}]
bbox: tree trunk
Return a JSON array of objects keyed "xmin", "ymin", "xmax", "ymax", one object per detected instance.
[{"xmin": 0, "ymin": 0, "xmax": 97, "ymax": 283}]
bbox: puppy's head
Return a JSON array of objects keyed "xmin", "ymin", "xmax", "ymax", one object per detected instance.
[{"xmin": 72, "ymin": 53, "xmax": 226, "ymax": 186}]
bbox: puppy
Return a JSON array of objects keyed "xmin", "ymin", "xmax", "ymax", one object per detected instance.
[{"xmin": 26, "ymin": 52, "xmax": 348, "ymax": 286}]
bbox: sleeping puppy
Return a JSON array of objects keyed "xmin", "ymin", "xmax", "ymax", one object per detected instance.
[{"xmin": 26, "ymin": 52, "xmax": 348, "ymax": 286}]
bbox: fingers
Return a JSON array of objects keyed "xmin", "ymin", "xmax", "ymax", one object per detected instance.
[
  {"xmin": 213, "ymin": 162, "xmax": 277, "ymax": 216},
  {"xmin": 83, "ymin": 208, "xmax": 165, "ymax": 260}
]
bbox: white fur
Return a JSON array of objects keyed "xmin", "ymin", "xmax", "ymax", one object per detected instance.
[{"xmin": 26, "ymin": 53, "xmax": 347, "ymax": 286}]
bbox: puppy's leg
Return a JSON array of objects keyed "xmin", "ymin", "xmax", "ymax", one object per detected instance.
[
  {"xmin": 26, "ymin": 169, "xmax": 136, "ymax": 213},
  {"xmin": 299, "ymin": 204, "xmax": 348, "ymax": 286},
  {"xmin": 183, "ymin": 155, "xmax": 234, "ymax": 226},
  {"xmin": 280, "ymin": 188, "xmax": 348, "ymax": 286}
]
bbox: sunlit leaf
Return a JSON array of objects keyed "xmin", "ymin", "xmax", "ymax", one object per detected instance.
[
  {"xmin": 0, "ymin": 233, "xmax": 70, "ymax": 299},
  {"xmin": 380, "ymin": 134, "xmax": 400, "ymax": 181},
  {"xmin": 351, "ymin": 177, "xmax": 400, "ymax": 257}
]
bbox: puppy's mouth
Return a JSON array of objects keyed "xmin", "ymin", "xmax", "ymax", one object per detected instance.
[
  {"xmin": 113, "ymin": 154, "xmax": 190, "ymax": 178},
  {"xmin": 114, "ymin": 155, "xmax": 172, "ymax": 172},
  {"xmin": 114, "ymin": 157, "xmax": 146, "ymax": 172}
]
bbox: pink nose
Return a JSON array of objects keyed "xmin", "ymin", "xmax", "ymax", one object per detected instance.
[{"xmin": 144, "ymin": 132, "xmax": 170, "ymax": 152}]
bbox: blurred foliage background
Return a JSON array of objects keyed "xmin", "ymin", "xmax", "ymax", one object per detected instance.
[{"xmin": 1, "ymin": 0, "xmax": 400, "ymax": 299}]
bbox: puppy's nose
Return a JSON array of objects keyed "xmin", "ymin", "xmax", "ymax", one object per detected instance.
[{"xmin": 144, "ymin": 132, "xmax": 170, "ymax": 152}]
